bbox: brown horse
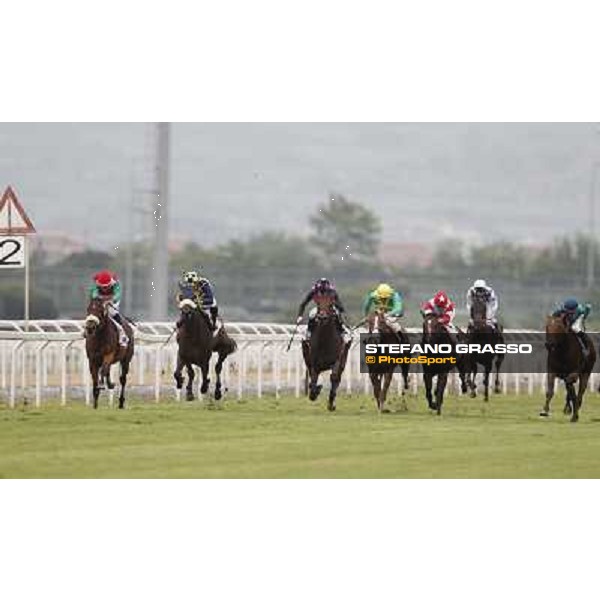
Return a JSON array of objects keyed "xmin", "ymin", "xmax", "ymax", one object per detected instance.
[
  {"xmin": 301, "ymin": 303, "xmax": 351, "ymax": 411},
  {"xmin": 421, "ymin": 314, "xmax": 468, "ymax": 415},
  {"xmin": 173, "ymin": 299, "xmax": 237, "ymax": 401},
  {"xmin": 365, "ymin": 310, "xmax": 410, "ymax": 412},
  {"xmin": 84, "ymin": 298, "xmax": 134, "ymax": 409},
  {"xmin": 465, "ymin": 295, "xmax": 505, "ymax": 401},
  {"xmin": 540, "ymin": 315, "xmax": 596, "ymax": 423}
]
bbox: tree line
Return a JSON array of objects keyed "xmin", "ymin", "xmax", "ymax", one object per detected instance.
[{"xmin": 2, "ymin": 192, "xmax": 600, "ymax": 325}]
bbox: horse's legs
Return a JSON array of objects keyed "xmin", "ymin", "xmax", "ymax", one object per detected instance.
[
  {"xmin": 380, "ymin": 372, "xmax": 393, "ymax": 412},
  {"xmin": 214, "ymin": 352, "xmax": 226, "ymax": 400},
  {"xmin": 327, "ymin": 342, "xmax": 349, "ymax": 411},
  {"xmin": 199, "ymin": 361, "xmax": 210, "ymax": 395},
  {"xmin": 566, "ymin": 380, "xmax": 579, "ymax": 422},
  {"xmin": 575, "ymin": 372, "xmax": 591, "ymax": 422},
  {"xmin": 90, "ymin": 362, "xmax": 101, "ymax": 409},
  {"xmin": 541, "ymin": 372, "xmax": 556, "ymax": 416},
  {"xmin": 118, "ymin": 359, "xmax": 130, "ymax": 409},
  {"xmin": 174, "ymin": 354, "xmax": 184, "ymax": 390},
  {"xmin": 101, "ymin": 362, "xmax": 115, "ymax": 390},
  {"xmin": 369, "ymin": 372, "xmax": 382, "ymax": 410},
  {"xmin": 399, "ymin": 364, "xmax": 409, "ymax": 410},
  {"xmin": 401, "ymin": 364, "xmax": 410, "ymax": 394},
  {"xmin": 494, "ymin": 355, "xmax": 504, "ymax": 394},
  {"xmin": 328, "ymin": 371, "xmax": 340, "ymax": 412},
  {"xmin": 435, "ymin": 372, "xmax": 449, "ymax": 416},
  {"xmin": 308, "ymin": 368, "xmax": 322, "ymax": 401},
  {"xmin": 469, "ymin": 363, "xmax": 478, "ymax": 398},
  {"xmin": 457, "ymin": 357, "xmax": 469, "ymax": 394},
  {"xmin": 186, "ymin": 364, "xmax": 195, "ymax": 401},
  {"xmin": 482, "ymin": 364, "xmax": 491, "ymax": 402},
  {"xmin": 424, "ymin": 372, "xmax": 435, "ymax": 410}
]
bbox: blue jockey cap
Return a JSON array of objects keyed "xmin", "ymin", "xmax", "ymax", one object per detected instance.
[{"xmin": 564, "ymin": 298, "xmax": 578, "ymax": 311}]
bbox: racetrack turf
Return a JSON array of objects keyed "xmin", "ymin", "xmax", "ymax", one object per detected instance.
[{"xmin": 0, "ymin": 391, "xmax": 599, "ymax": 477}]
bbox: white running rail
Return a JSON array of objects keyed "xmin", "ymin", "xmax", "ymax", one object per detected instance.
[{"xmin": 0, "ymin": 320, "xmax": 592, "ymax": 407}]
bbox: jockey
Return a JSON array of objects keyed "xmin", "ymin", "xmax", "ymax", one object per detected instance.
[
  {"xmin": 176, "ymin": 270, "xmax": 219, "ymax": 332},
  {"xmin": 89, "ymin": 270, "xmax": 129, "ymax": 347},
  {"xmin": 552, "ymin": 297, "xmax": 592, "ymax": 353},
  {"xmin": 362, "ymin": 283, "xmax": 404, "ymax": 333},
  {"xmin": 296, "ymin": 277, "xmax": 348, "ymax": 340},
  {"xmin": 466, "ymin": 278, "xmax": 499, "ymax": 331},
  {"xmin": 421, "ymin": 290, "xmax": 457, "ymax": 333}
]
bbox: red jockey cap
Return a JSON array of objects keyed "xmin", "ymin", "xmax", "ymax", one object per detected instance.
[
  {"xmin": 94, "ymin": 270, "xmax": 116, "ymax": 287},
  {"xmin": 433, "ymin": 290, "xmax": 450, "ymax": 308}
]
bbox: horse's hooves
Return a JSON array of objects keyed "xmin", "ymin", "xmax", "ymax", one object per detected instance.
[
  {"xmin": 214, "ymin": 390, "xmax": 222, "ymax": 401},
  {"xmin": 564, "ymin": 406, "xmax": 572, "ymax": 415},
  {"xmin": 470, "ymin": 392, "xmax": 477, "ymax": 399},
  {"xmin": 539, "ymin": 411, "xmax": 550, "ymax": 418},
  {"xmin": 571, "ymin": 415, "xmax": 579, "ymax": 423},
  {"xmin": 327, "ymin": 403, "xmax": 336, "ymax": 412},
  {"xmin": 107, "ymin": 383, "xmax": 115, "ymax": 390},
  {"xmin": 186, "ymin": 395, "xmax": 195, "ymax": 402}
]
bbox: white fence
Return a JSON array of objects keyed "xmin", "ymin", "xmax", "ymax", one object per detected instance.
[{"xmin": 0, "ymin": 320, "xmax": 591, "ymax": 407}]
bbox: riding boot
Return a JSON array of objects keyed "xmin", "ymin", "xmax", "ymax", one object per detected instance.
[
  {"xmin": 210, "ymin": 306, "xmax": 219, "ymax": 332},
  {"xmin": 110, "ymin": 313, "xmax": 129, "ymax": 347},
  {"xmin": 576, "ymin": 331, "xmax": 590, "ymax": 358},
  {"xmin": 306, "ymin": 317, "xmax": 315, "ymax": 341}
]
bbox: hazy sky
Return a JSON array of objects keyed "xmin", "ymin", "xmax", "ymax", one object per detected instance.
[{"xmin": 0, "ymin": 123, "xmax": 597, "ymax": 249}]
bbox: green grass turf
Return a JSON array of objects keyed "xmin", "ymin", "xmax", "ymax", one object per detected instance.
[{"xmin": 0, "ymin": 390, "xmax": 599, "ymax": 478}]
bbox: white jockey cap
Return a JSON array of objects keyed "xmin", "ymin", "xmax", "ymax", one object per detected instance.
[{"xmin": 473, "ymin": 279, "xmax": 487, "ymax": 289}]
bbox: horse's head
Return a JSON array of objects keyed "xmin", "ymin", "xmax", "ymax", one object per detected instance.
[
  {"xmin": 85, "ymin": 298, "xmax": 107, "ymax": 336},
  {"xmin": 367, "ymin": 309, "xmax": 395, "ymax": 334},
  {"xmin": 179, "ymin": 298, "xmax": 198, "ymax": 323},
  {"xmin": 422, "ymin": 313, "xmax": 446, "ymax": 340},
  {"xmin": 545, "ymin": 314, "xmax": 568, "ymax": 351},
  {"xmin": 471, "ymin": 295, "xmax": 488, "ymax": 330},
  {"xmin": 366, "ymin": 310, "xmax": 379, "ymax": 333}
]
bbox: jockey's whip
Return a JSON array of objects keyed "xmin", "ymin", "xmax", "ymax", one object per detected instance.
[
  {"xmin": 161, "ymin": 327, "xmax": 177, "ymax": 348},
  {"xmin": 351, "ymin": 317, "xmax": 367, "ymax": 331},
  {"xmin": 286, "ymin": 322, "xmax": 301, "ymax": 352}
]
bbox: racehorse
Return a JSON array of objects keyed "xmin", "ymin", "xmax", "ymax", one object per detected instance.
[
  {"xmin": 84, "ymin": 297, "xmax": 134, "ymax": 409},
  {"xmin": 465, "ymin": 294, "xmax": 505, "ymax": 401},
  {"xmin": 173, "ymin": 297, "xmax": 237, "ymax": 401},
  {"xmin": 421, "ymin": 314, "xmax": 468, "ymax": 415},
  {"xmin": 301, "ymin": 301, "xmax": 351, "ymax": 411},
  {"xmin": 540, "ymin": 314, "xmax": 596, "ymax": 423},
  {"xmin": 365, "ymin": 309, "xmax": 410, "ymax": 412}
]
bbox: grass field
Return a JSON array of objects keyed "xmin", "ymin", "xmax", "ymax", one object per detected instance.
[{"xmin": 1, "ymin": 391, "xmax": 600, "ymax": 477}]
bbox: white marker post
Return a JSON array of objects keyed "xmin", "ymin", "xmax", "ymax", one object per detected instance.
[{"xmin": 0, "ymin": 186, "xmax": 37, "ymax": 330}]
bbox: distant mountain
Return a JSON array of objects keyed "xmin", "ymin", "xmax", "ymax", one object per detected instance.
[{"xmin": 0, "ymin": 123, "xmax": 597, "ymax": 249}]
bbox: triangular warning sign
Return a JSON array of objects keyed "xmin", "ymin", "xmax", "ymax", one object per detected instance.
[{"xmin": 0, "ymin": 186, "xmax": 36, "ymax": 234}]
